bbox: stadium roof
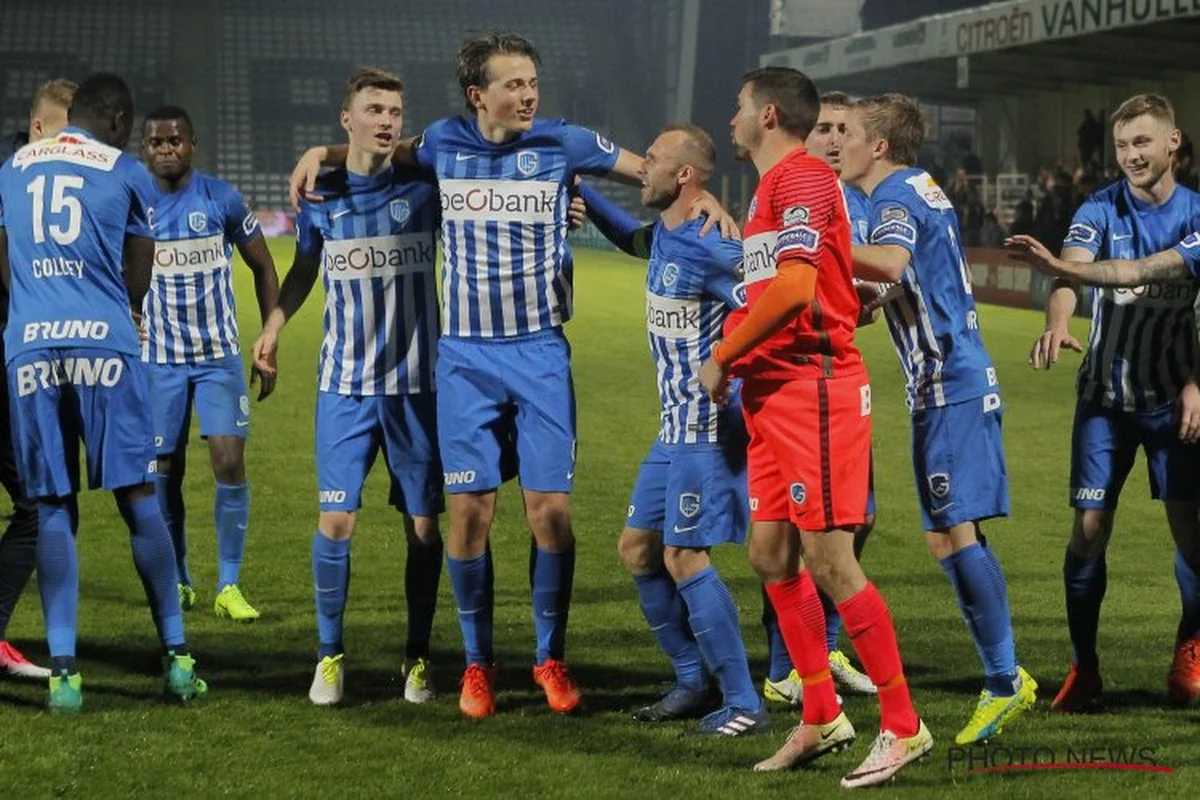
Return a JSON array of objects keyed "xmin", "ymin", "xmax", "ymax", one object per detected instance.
[{"xmin": 761, "ymin": 0, "xmax": 1200, "ymax": 102}]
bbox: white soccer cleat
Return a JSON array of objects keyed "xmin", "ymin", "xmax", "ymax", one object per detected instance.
[
  {"xmin": 754, "ymin": 711, "xmax": 856, "ymax": 772},
  {"xmin": 840, "ymin": 720, "xmax": 933, "ymax": 789},
  {"xmin": 0, "ymin": 641, "xmax": 51, "ymax": 679},
  {"xmin": 403, "ymin": 657, "xmax": 436, "ymax": 704},
  {"xmin": 830, "ymin": 650, "xmax": 877, "ymax": 695},
  {"xmin": 309, "ymin": 654, "xmax": 345, "ymax": 706}
]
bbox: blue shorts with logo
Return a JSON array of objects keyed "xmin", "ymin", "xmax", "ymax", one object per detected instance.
[
  {"xmin": 911, "ymin": 394, "xmax": 1009, "ymax": 531},
  {"xmin": 436, "ymin": 329, "xmax": 574, "ymax": 494},
  {"xmin": 146, "ymin": 354, "xmax": 250, "ymax": 454},
  {"xmin": 8, "ymin": 347, "xmax": 156, "ymax": 498},
  {"xmin": 1070, "ymin": 397, "xmax": 1200, "ymax": 509},
  {"xmin": 315, "ymin": 390, "xmax": 444, "ymax": 516},
  {"xmin": 626, "ymin": 426, "xmax": 750, "ymax": 548}
]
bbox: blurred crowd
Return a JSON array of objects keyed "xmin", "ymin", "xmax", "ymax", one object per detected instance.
[{"xmin": 943, "ymin": 130, "xmax": 1197, "ymax": 253}]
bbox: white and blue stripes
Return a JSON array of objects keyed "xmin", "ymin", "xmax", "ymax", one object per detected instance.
[
  {"xmin": 297, "ymin": 167, "xmax": 439, "ymax": 396},
  {"xmin": 415, "ymin": 116, "xmax": 620, "ymax": 339},
  {"xmin": 143, "ymin": 171, "xmax": 257, "ymax": 364}
]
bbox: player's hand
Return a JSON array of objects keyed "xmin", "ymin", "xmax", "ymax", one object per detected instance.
[
  {"xmin": 698, "ymin": 356, "xmax": 731, "ymax": 405},
  {"xmin": 567, "ymin": 194, "xmax": 587, "ymax": 231},
  {"xmin": 130, "ymin": 309, "xmax": 147, "ymax": 344},
  {"xmin": 855, "ymin": 281, "xmax": 884, "ymax": 326},
  {"xmin": 1177, "ymin": 381, "xmax": 1200, "ymax": 443},
  {"xmin": 1005, "ymin": 234, "xmax": 1060, "ymax": 274},
  {"xmin": 689, "ymin": 191, "xmax": 741, "ymax": 240},
  {"xmin": 1028, "ymin": 327, "xmax": 1082, "ymax": 370},
  {"xmin": 288, "ymin": 146, "xmax": 328, "ymax": 210},
  {"xmin": 251, "ymin": 330, "xmax": 278, "ymax": 401}
]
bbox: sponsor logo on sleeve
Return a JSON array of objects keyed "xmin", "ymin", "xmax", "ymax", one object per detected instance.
[
  {"xmin": 782, "ymin": 204, "xmax": 809, "ymax": 226},
  {"xmin": 871, "ymin": 219, "xmax": 917, "ymax": 245},
  {"xmin": 1064, "ymin": 224, "xmax": 1098, "ymax": 245},
  {"xmin": 595, "ymin": 132, "xmax": 615, "ymax": 154},
  {"xmin": 777, "ymin": 224, "xmax": 819, "ymax": 254}
]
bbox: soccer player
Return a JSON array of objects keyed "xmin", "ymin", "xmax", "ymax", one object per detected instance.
[
  {"xmin": 0, "ymin": 78, "xmax": 76, "ymax": 679},
  {"xmin": 577, "ymin": 123, "xmax": 767, "ymax": 734},
  {"xmin": 839, "ymin": 93, "xmax": 1036, "ymax": 745},
  {"xmin": 0, "ymin": 72, "xmax": 206, "ymax": 711},
  {"xmin": 1018, "ymin": 94, "xmax": 1200, "ymax": 711},
  {"xmin": 252, "ymin": 68, "xmax": 444, "ymax": 707},
  {"xmin": 760, "ymin": 90, "xmax": 877, "ymax": 708},
  {"xmin": 1009, "ymin": 225, "xmax": 1200, "ymax": 706},
  {"xmin": 700, "ymin": 68, "xmax": 930, "ymax": 787},
  {"xmin": 140, "ymin": 105, "xmax": 280, "ymax": 621},
  {"xmin": 287, "ymin": 33, "xmax": 671, "ymax": 718}
]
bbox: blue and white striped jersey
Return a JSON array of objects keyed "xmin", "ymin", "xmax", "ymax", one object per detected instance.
[
  {"xmin": 143, "ymin": 170, "xmax": 259, "ymax": 364},
  {"xmin": 414, "ymin": 116, "xmax": 619, "ymax": 339},
  {"xmin": 296, "ymin": 166, "xmax": 439, "ymax": 396},
  {"xmin": 843, "ymin": 182, "xmax": 870, "ymax": 245},
  {"xmin": 1063, "ymin": 181, "xmax": 1200, "ymax": 412},
  {"xmin": 0, "ymin": 127, "xmax": 153, "ymax": 361},
  {"xmin": 868, "ymin": 168, "xmax": 998, "ymax": 411},
  {"xmin": 644, "ymin": 219, "xmax": 745, "ymax": 444}
]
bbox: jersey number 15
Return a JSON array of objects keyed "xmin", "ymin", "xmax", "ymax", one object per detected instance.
[{"xmin": 27, "ymin": 175, "xmax": 84, "ymax": 246}]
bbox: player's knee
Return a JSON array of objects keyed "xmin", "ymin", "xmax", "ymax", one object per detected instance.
[
  {"xmin": 617, "ymin": 529, "xmax": 660, "ymax": 575},
  {"xmin": 318, "ymin": 512, "xmax": 355, "ymax": 540},
  {"xmin": 1071, "ymin": 509, "xmax": 1113, "ymax": 555},
  {"xmin": 156, "ymin": 454, "xmax": 174, "ymax": 477},
  {"xmin": 525, "ymin": 493, "xmax": 572, "ymax": 547},
  {"xmin": 209, "ymin": 444, "xmax": 246, "ymax": 484},
  {"xmin": 114, "ymin": 482, "xmax": 155, "ymax": 505},
  {"xmin": 925, "ymin": 533, "xmax": 954, "ymax": 561},
  {"xmin": 664, "ymin": 547, "xmax": 709, "ymax": 583},
  {"xmin": 747, "ymin": 539, "xmax": 787, "ymax": 583},
  {"xmin": 406, "ymin": 515, "xmax": 442, "ymax": 547}
]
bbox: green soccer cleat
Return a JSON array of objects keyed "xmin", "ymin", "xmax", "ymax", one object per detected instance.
[
  {"xmin": 213, "ymin": 584, "xmax": 260, "ymax": 622},
  {"xmin": 954, "ymin": 666, "xmax": 1038, "ymax": 745},
  {"xmin": 163, "ymin": 653, "xmax": 208, "ymax": 702},
  {"xmin": 48, "ymin": 670, "xmax": 83, "ymax": 714},
  {"xmin": 178, "ymin": 583, "xmax": 197, "ymax": 611}
]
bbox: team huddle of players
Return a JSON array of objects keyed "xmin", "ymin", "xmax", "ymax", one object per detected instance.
[{"xmin": 1, "ymin": 29, "xmax": 1198, "ymax": 791}]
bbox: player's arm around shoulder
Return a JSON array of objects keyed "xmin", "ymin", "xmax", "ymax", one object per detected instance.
[{"xmin": 853, "ymin": 187, "xmax": 915, "ymax": 284}]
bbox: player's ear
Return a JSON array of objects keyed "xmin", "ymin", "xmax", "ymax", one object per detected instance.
[
  {"xmin": 1168, "ymin": 127, "xmax": 1182, "ymax": 152},
  {"xmin": 466, "ymin": 85, "xmax": 485, "ymax": 113},
  {"xmin": 339, "ymin": 108, "xmax": 352, "ymax": 135},
  {"xmin": 30, "ymin": 118, "xmax": 42, "ymax": 140}
]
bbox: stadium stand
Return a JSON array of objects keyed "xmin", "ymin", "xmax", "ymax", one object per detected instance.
[{"xmin": 0, "ymin": 0, "xmax": 170, "ymax": 150}]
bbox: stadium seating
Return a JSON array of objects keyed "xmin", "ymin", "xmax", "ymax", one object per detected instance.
[{"xmin": 0, "ymin": 0, "xmax": 170, "ymax": 149}]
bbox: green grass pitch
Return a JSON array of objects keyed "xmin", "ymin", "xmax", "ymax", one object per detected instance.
[{"xmin": 0, "ymin": 238, "xmax": 1194, "ymax": 797}]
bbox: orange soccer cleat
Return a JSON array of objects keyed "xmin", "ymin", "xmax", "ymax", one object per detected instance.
[
  {"xmin": 459, "ymin": 663, "xmax": 497, "ymax": 719},
  {"xmin": 1167, "ymin": 636, "xmax": 1200, "ymax": 707},
  {"xmin": 1051, "ymin": 664, "xmax": 1103, "ymax": 712},
  {"xmin": 533, "ymin": 659, "xmax": 582, "ymax": 714}
]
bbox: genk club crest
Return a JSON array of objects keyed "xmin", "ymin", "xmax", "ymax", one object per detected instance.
[
  {"xmin": 516, "ymin": 150, "xmax": 539, "ymax": 176},
  {"xmin": 389, "ymin": 198, "xmax": 411, "ymax": 225},
  {"xmin": 188, "ymin": 211, "xmax": 207, "ymax": 233}
]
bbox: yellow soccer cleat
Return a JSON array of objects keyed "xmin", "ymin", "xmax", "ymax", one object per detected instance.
[
  {"xmin": 763, "ymin": 669, "xmax": 803, "ymax": 706},
  {"xmin": 213, "ymin": 584, "xmax": 261, "ymax": 622},
  {"xmin": 178, "ymin": 583, "xmax": 197, "ymax": 612},
  {"xmin": 954, "ymin": 667, "xmax": 1038, "ymax": 745}
]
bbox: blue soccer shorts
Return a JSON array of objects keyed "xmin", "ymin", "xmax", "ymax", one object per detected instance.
[
  {"xmin": 146, "ymin": 354, "xmax": 250, "ymax": 454},
  {"xmin": 315, "ymin": 390, "xmax": 444, "ymax": 516},
  {"xmin": 1070, "ymin": 397, "xmax": 1200, "ymax": 510},
  {"xmin": 626, "ymin": 433, "xmax": 750, "ymax": 549},
  {"xmin": 911, "ymin": 393, "xmax": 1009, "ymax": 531},
  {"xmin": 8, "ymin": 347, "xmax": 156, "ymax": 498},
  {"xmin": 436, "ymin": 329, "xmax": 575, "ymax": 494}
]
